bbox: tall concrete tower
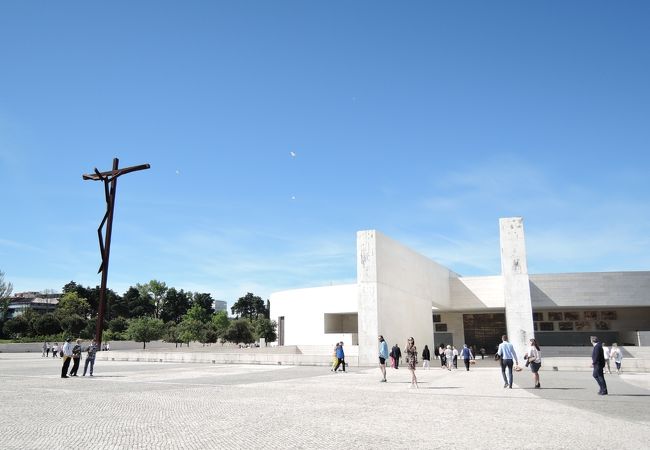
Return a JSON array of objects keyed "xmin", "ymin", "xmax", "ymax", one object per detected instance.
[{"xmin": 499, "ymin": 217, "xmax": 534, "ymax": 361}]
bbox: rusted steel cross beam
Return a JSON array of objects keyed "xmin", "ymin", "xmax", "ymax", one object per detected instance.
[{"xmin": 82, "ymin": 158, "xmax": 150, "ymax": 348}]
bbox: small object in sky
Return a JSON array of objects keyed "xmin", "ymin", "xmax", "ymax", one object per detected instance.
[
  {"xmin": 175, "ymin": 170, "xmax": 180, "ymax": 175},
  {"xmin": 291, "ymin": 195, "xmax": 296, "ymax": 200},
  {"xmin": 290, "ymin": 151, "xmax": 296, "ymax": 157}
]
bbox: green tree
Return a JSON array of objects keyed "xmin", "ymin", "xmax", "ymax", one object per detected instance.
[
  {"xmin": 96, "ymin": 286, "xmax": 119, "ymax": 320},
  {"xmin": 3, "ymin": 316, "xmax": 28, "ymax": 338},
  {"xmin": 223, "ymin": 319, "xmax": 254, "ymax": 344},
  {"xmin": 1, "ymin": 270, "xmax": 14, "ymax": 336},
  {"xmin": 108, "ymin": 288, "xmax": 132, "ymax": 319},
  {"xmin": 177, "ymin": 317, "xmax": 206, "ymax": 346},
  {"xmin": 185, "ymin": 303, "xmax": 211, "ymax": 324},
  {"xmin": 231, "ymin": 293, "xmax": 267, "ymax": 320},
  {"xmin": 211, "ymin": 310, "xmax": 230, "ymax": 342},
  {"xmin": 123, "ymin": 287, "xmax": 155, "ymax": 318},
  {"xmin": 253, "ymin": 317, "xmax": 277, "ymax": 343},
  {"xmin": 32, "ymin": 313, "xmax": 62, "ymax": 336},
  {"xmin": 80, "ymin": 318, "xmax": 96, "ymax": 339},
  {"xmin": 160, "ymin": 288, "xmax": 190, "ymax": 323},
  {"xmin": 59, "ymin": 314, "xmax": 87, "ymax": 337},
  {"xmin": 138, "ymin": 280, "xmax": 168, "ymax": 319},
  {"xmin": 204, "ymin": 325, "xmax": 219, "ymax": 344},
  {"xmin": 191, "ymin": 292, "xmax": 215, "ymax": 317},
  {"xmin": 62, "ymin": 281, "xmax": 98, "ymax": 317},
  {"xmin": 55, "ymin": 292, "xmax": 91, "ymax": 320},
  {"xmin": 126, "ymin": 316, "xmax": 165, "ymax": 349},
  {"xmin": 19, "ymin": 308, "xmax": 40, "ymax": 337},
  {"xmin": 108, "ymin": 317, "xmax": 129, "ymax": 333},
  {"xmin": 163, "ymin": 321, "xmax": 181, "ymax": 347}
]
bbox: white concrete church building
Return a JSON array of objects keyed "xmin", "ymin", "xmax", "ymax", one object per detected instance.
[{"xmin": 269, "ymin": 218, "xmax": 650, "ymax": 366}]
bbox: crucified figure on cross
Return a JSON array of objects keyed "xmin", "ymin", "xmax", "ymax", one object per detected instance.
[{"xmin": 83, "ymin": 158, "xmax": 150, "ymax": 349}]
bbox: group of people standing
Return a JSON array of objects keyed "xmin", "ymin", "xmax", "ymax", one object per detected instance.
[
  {"xmin": 41, "ymin": 342, "xmax": 59, "ymax": 357},
  {"xmin": 348, "ymin": 333, "xmax": 623, "ymax": 395},
  {"xmin": 602, "ymin": 342, "xmax": 624, "ymax": 374},
  {"xmin": 377, "ymin": 335, "xmax": 421, "ymax": 388},
  {"xmin": 60, "ymin": 338, "xmax": 98, "ymax": 378}
]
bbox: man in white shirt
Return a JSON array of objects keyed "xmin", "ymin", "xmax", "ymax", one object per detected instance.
[
  {"xmin": 602, "ymin": 343, "xmax": 611, "ymax": 374},
  {"xmin": 60, "ymin": 337, "xmax": 73, "ymax": 378},
  {"xmin": 496, "ymin": 335, "xmax": 519, "ymax": 388}
]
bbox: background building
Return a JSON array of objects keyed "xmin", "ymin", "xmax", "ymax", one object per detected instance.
[
  {"xmin": 270, "ymin": 218, "xmax": 650, "ymax": 365},
  {"xmin": 7, "ymin": 292, "xmax": 60, "ymax": 319},
  {"xmin": 213, "ymin": 300, "xmax": 227, "ymax": 313}
]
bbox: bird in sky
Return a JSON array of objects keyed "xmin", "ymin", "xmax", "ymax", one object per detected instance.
[{"xmin": 290, "ymin": 151, "xmax": 296, "ymax": 157}]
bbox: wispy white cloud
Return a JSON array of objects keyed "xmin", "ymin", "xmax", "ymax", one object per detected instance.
[
  {"xmin": 412, "ymin": 156, "xmax": 650, "ymax": 275},
  {"xmin": 0, "ymin": 238, "xmax": 46, "ymax": 254}
]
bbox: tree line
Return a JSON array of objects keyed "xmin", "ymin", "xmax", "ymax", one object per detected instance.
[{"xmin": 0, "ymin": 274, "xmax": 276, "ymax": 348}]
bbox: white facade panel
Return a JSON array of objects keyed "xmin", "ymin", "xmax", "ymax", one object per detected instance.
[
  {"xmin": 270, "ymin": 284, "xmax": 357, "ymax": 346},
  {"xmin": 449, "ymin": 276, "xmax": 505, "ymax": 310}
]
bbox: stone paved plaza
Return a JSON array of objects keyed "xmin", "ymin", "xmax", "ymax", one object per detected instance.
[{"xmin": 1, "ymin": 355, "xmax": 649, "ymax": 449}]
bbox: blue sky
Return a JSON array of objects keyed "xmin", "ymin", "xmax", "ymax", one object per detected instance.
[{"xmin": 1, "ymin": 1, "xmax": 649, "ymax": 307}]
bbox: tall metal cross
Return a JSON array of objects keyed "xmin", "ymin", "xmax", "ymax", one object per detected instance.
[{"xmin": 83, "ymin": 158, "xmax": 150, "ymax": 348}]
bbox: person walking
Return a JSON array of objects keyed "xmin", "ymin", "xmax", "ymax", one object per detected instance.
[
  {"xmin": 452, "ymin": 346, "xmax": 459, "ymax": 369},
  {"xmin": 69, "ymin": 339, "xmax": 82, "ymax": 376},
  {"xmin": 45, "ymin": 342, "xmax": 51, "ymax": 357},
  {"xmin": 333, "ymin": 341, "xmax": 346, "ymax": 372},
  {"xmin": 525, "ymin": 338, "xmax": 542, "ymax": 388},
  {"xmin": 602, "ymin": 342, "xmax": 612, "ymax": 374},
  {"xmin": 439, "ymin": 344, "xmax": 446, "ymax": 368},
  {"xmin": 590, "ymin": 336, "xmax": 608, "ymax": 395},
  {"xmin": 52, "ymin": 342, "xmax": 59, "ymax": 358},
  {"xmin": 392, "ymin": 344, "xmax": 402, "ymax": 369},
  {"xmin": 460, "ymin": 344, "xmax": 473, "ymax": 371},
  {"xmin": 496, "ymin": 335, "xmax": 519, "ymax": 388},
  {"xmin": 445, "ymin": 345, "xmax": 454, "ymax": 370},
  {"xmin": 83, "ymin": 339, "xmax": 98, "ymax": 377},
  {"xmin": 610, "ymin": 343, "xmax": 623, "ymax": 374},
  {"xmin": 422, "ymin": 345, "xmax": 431, "ymax": 369},
  {"xmin": 331, "ymin": 343, "xmax": 339, "ymax": 371},
  {"xmin": 42, "ymin": 342, "xmax": 47, "ymax": 357},
  {"xmin": 406, "ymin": 337, "xmax": 418, "ymax": 388},
  {"xmin": 378, "ymin": 335, "xmax": 389, "ymax": 382},
  {"xmin": 480, "ymin": 347, "xmax": 486, "ymax": 360},
  {"xmin": 60, "ymin": 338, "xmax": 73, "ymax": 378}
]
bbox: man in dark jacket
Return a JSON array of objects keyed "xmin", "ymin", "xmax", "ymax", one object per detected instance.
[
  {"xmin": 392, "ymin": 344, "xmax": 402, "ymax": 369},
  {"xmin": 591, "ymin": 336, "xmax": 608, "ymax": 395},
  {"xmin": 69, "ymin": 339, "xmax": 82, "ymax": 376}
]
